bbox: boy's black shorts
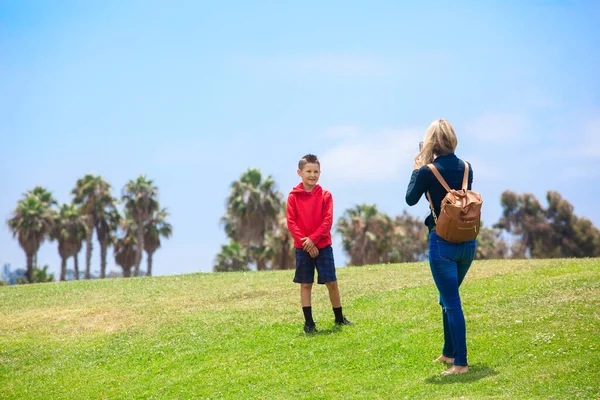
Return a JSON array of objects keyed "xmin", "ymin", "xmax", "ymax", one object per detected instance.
[{"xmin": 293, "ymin": 245, "xmax": 337, "ymax": 284}]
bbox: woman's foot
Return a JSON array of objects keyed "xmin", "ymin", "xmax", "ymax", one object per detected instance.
[
  {"xmin": 441, "ymin": 365, "xmax": 469, "ymax": 375},
  {"xmin": 434, "ymin": 355, "xmax": 454, "ymax": 365}
]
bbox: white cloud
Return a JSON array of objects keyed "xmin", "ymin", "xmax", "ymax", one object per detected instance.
[
  {"xmin": 320, "ymin": 127, "xmax": 422, "ymax": 182},
  {"xmin": 464, "ymin": 113, "xmax": 530, "ymax": 144}
]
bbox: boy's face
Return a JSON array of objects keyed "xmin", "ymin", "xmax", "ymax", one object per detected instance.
[{"xmin": 297, "ymin": 162, "xmax": 320, "ymax": 191}]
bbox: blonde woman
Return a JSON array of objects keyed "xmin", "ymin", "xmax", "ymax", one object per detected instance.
[{"xmin": 405, "ymin": 119, "xmax": 476, "ymax": 375}]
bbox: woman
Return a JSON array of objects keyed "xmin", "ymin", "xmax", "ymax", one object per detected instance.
[{"xmin": 405, "ymin": 118, "xmax": 476, "ymax": 375}]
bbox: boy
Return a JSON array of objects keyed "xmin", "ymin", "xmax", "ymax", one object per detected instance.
[{"xmin": 286, "ymin": 154, "xmax": 353, "ymax": 333}]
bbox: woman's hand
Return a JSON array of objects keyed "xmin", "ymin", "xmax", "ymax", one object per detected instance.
[{"xmin": 413, "ymin": 156, "xmax": 424, "ymax": 170}]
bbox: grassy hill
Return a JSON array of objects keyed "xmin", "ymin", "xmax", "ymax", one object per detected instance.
[{"xmin": 1, "ymin": 258, "xmax": 599, "ymax": 399}]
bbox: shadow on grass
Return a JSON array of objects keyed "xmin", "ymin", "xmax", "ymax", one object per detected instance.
[
  {"xmin": 425, "ymin": 364, "xmax": 499, "ymax": 384},
  {"xmin": 297, "ymin": 324, "xmax": 344, "ymax": 337}
]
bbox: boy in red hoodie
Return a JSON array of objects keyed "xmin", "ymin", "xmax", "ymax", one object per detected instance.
[{"xmin": 286, "ymin": 154, "xmax": 353, "ymax": 333}]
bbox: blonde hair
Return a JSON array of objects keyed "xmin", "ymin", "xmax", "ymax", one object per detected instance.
[{"xmin": 415, "ymin": 119, "xmax": 458, "ymax": 166}]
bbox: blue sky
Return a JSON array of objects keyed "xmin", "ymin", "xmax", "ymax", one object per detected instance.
[{"xmin": 1, "ymin": 0, "xmax": 599, "ymax": 277}]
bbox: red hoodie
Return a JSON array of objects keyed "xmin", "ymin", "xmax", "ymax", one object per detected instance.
[{"xmin": 286, "ymin": 183, "xmax": 333, "ymax": 249}]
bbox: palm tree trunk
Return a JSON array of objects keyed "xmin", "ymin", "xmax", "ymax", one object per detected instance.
[
  {"xmin": 257, "ymin": 258, "xmax": 266, "ymax": 271},
  {"xmin": 122, "ymin": 266, "xmax": 131, "ymax": 278},
  {"xmin": 60, "ymin": 257, "xmax": 67, "ymax": 281},
  {"xmin": 280, "ymin": 237, "xmax": 290, "ymax": 270},
  {"xmin": 280, "ymin": 250, "xmax": 288, "ymax": 270},
  {"xmin": 245, "ymin": 252, "xmax": 251, "ymax": 272},
  {"xmin": 26, "ymin": 252, "xmax": 34, "ymax": 283},
  {"xmin": 74, "ymin": 253, "xmax": 80, "ymax": 280},
  {"xmin": 99, "ymin": 240, "xmax": 107, "ymax": 279},
  {"xmin": 134, "ymin": 222, "xmax": 144, "ymax": 277},
  {"xmin": 146, "ymin": 251, "xmax": 154, "ymax": 276},
  {"xmin": 85, "ymin": 229, "xmax": 93, "ymax": 279}
]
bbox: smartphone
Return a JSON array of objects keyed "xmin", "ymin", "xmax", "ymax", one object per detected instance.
[{"xmin": 419, "ymin": 141, "xmax": 423, "ymax": 151}]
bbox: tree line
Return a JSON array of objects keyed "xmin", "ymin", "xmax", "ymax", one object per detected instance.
[
  {"xmin": 8, "ymin": 169, "xmax": 597, "ymax": 282},
  {"xmin": 215, "ymin": 169, "xmax": 600, "ymax": 271},
  {"xmin": 6, "ymin": 174, "xmax": 172, "ymax": 283}
]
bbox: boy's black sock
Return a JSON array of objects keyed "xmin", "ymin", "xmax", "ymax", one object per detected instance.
[
  {"xmin": 302, "ymin": 306, "xmax": 315, "ymax": 325},
  {"xmin": 333, "ymin": 306, "xmax": 344, "ymax": 323}
]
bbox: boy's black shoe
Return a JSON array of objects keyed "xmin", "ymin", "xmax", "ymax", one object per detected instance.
[
  {"xmin": 304, "ymin": 323, "xmax": 317, "ymax": 333},
  {"xmin": 335, "ymin": 317, "xmax": 354, "ymax": 326}
]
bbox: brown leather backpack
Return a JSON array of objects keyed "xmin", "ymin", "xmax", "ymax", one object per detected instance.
[{"xmin": 426, "ymin": 161, "xmax": 482, "ymax": 243}]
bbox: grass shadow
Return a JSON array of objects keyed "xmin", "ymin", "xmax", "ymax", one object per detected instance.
[
  {"xmin": 297, "ymin": 324, "xmax": 344, "ymax": 337},
  {"xmin": 425, "ymin": 364, "xmax": 499, "ymax": 384}
]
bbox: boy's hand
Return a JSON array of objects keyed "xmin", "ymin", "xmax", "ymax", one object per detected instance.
[
  {"xmin": 302, "ymin": 237, "xmax": 319, "ymax": 258},
  {"xmin": 302, "ymin": 237, "xmax": 315, "ymax": 252}
]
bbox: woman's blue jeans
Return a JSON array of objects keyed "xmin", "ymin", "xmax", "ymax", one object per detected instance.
[{"xmin": 428, "ymin": 232, "xmax": 476, "ymax": 367}]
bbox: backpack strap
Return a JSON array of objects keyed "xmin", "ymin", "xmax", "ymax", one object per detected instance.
[
  {"xmin": 426, "ymin": 192, "xmax": 438, "ymax": 225},
  {"xmin": 426, "ymin": 164, "xmax": 450, "ymax": 226},
  {"xmin": 429, "ymin": 161, "xmax": 470, "ymax": 191},
  {"xmin": 427, "ymin": 164, "xmax": 452, "ymax": 192},
  {"xmin": 462, "ymin": 161, "xmax": 469, "ymax": 190}
]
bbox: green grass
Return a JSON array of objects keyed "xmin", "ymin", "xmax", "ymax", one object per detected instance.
[{"xmin": 1, "ymin": 258, "xmax": 599, "ymax": 399}]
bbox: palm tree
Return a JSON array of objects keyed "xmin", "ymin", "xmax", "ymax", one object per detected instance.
[
  {"xmin": 96, "ymin": 207, "xmax": 121, "ymax": 278},
  {"xmin": 122, "ymin": 175, "xmax": 159, "ymax": 277},
  {"xmin": 51, "ymin": 204, "xmax": 88, "ymax": 281},
  {"xmin": 114, "ymin": 235, "xmax": 137, "ymax": 278},
  {"xmin": 26, "ymin": 186, "xmax": 58, "ymax": 207},
  {"xmin": 114, "ymin": 216, "xmax": 137, "ymax": 278},
  {"xmin": 24, "ymin": 186, "xmax": 57, "ymax": 267},
  {"xmin": 72, "ymin": 174, "xmax": 116, "ymax": 279},
  {"xmin": 7, "ymin": 193, "xmax": 55, "ymax": 282},
  {"xmin": 214, "ymin": 240, "xmax": 248, "ymax": 272},
  {"xmin": 143, "ymin": 208, "xmax": 172, "ymax": 276},
  {"xmin": 265, "ymin": 204, "xmax": 294, "ymax": 270},
  {"xmin": 336, "ymin": 204, "xmax": 394, "ymax": 266},
  {"xmin": 73, "ymin": 239, "xmax": 83, "ymax": 280},
  {"xmin": 389, "ymin": 211, "xmax": 429, "ymax": 263},
  {"xmin": 221, "ymin": 168, "xmax": 281, "ymax": 270}
]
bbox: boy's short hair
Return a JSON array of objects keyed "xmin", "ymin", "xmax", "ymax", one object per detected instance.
[{"xmin": 298, "ymin": 154, "xmax": 320, "ymax": 170}]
